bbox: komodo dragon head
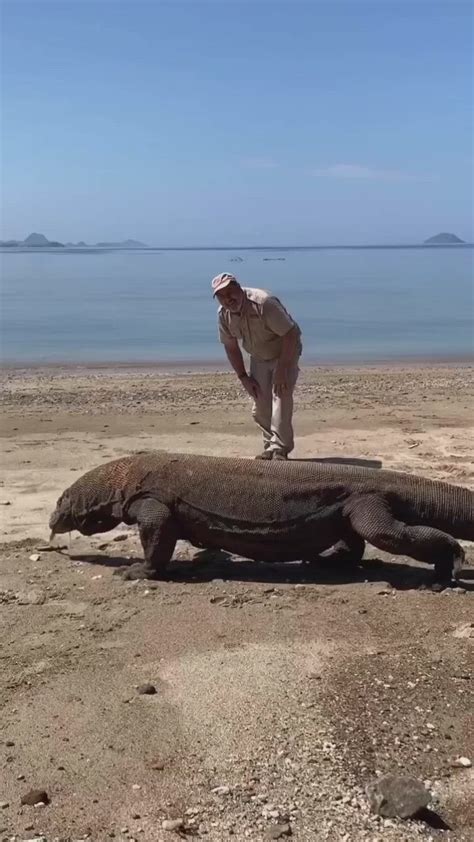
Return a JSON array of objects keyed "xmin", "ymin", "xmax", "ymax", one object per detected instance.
[{"xmin": 49, "ymin": 457, "xmax": 132, "ymax": 538}]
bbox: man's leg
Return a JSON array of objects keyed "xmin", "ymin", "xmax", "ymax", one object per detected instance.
[
  {"xmin": 250, "ymin": 358, "xmax": 274, "ymax": 457},
  {"xmin": 270, "ymin": 363, "xmax": 299, "ymax": 457}
]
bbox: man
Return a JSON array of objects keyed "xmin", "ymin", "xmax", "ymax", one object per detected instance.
[{"xmin": 212, "ymin": 272, "xmax": 302, "ymax": 460}]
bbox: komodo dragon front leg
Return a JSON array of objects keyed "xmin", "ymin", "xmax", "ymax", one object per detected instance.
[
  {"xmin": 119, "ymin": 498, "xmax": 179, "ymax": 580},
  {"xmin": 345, "ymin": 494, "xmax": 464, "ymax": 583}
]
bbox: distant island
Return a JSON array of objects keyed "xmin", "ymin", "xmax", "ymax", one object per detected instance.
[
  {"xmin": 1, "ymin": 231, "xmax": 471, "ymax": 250},
  {"xmin": 0, "ymin": 232, "xmax": 65, "ymax": 248},
  {"xmin": 95, "ymin": 239, "xmax": 147, "ymax": 248},
  {"xmin": 424, "ymin": 232, "xmax": 465, "ymax": 244},
  {"xmin": 0, "ymin": 232, "xmax": 147, "ymax": 248}
]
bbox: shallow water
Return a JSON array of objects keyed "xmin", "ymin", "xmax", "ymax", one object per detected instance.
[{"xmin": 1, "ymin": 246, "xmax": 472, "ymax": 363}]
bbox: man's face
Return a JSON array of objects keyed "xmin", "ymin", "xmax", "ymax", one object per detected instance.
[{"xmin": 215, "ymin": 281, "xmax": 244, "ymax": 313}]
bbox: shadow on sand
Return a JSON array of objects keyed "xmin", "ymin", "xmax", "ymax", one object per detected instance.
[
  {"xmin": 69, "ymin": 548, "xmax": 473, "ymax": 591},
  {"xmin": 294, "ymin": 456, "xmax": 382, "ymax": 469}
]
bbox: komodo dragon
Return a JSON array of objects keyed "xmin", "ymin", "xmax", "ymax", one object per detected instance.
[{"xmin": 49, "ymin": 451, "xmax": 473, "ymax": 584}]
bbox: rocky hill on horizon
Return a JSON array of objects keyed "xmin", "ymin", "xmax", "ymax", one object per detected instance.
[
  {"xmin": 0, "ymin": 232, "xmax": 147, "ymax": 248},
  {"xmin": 424, "ymin": 232, "xmax": 465, "ymax": 244}
]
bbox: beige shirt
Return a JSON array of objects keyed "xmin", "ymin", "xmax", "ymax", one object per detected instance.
[{"xmin": 218, "ymin": 287, "xmax": 301, "ymax": 362}]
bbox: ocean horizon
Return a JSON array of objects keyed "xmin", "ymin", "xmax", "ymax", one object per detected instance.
[{"xmin": 1, "ymin": 246, "xmax": 473, "ymax": 365}]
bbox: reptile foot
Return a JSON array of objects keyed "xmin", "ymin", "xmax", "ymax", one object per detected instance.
[{"xmin": 114, "ymin": 562, "xmax": 160, "ymax": 581}]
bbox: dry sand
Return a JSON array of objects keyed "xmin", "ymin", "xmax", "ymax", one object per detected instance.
[{"xmin": 0, "ymin": 363, "xmax": 473, "ymax": 841}]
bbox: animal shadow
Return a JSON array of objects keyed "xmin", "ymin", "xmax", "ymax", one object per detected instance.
[
  {"xmin": 68, "ymin": 552, "xmax": 139, "ymax": 569},
  {"xmin": 293, "ymin": 456, "xmax": 382, "ymax": 469},
  {"xmin": 69, "ymin": 548, "xmax": 473, "ymax": 591},
  {"xmin": 164, "ymin": 552, "xmax": 473, "ymax": 591}
]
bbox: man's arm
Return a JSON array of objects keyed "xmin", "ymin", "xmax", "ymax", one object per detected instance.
[
  {"xmin": 273, "ymin": 326, "xmax": 300, "ymax": 397},
  {"xmin": 262, "ymin": 298, "xmax": 300, "ymax": 397},
  {"xmin": 223, "ymin": 338, "xmax": 260, "ymax": 399},
  {"xmin": 222, "ymin": 337, "xmax": 246, "ymax": 378},
  {"xmin": 277, "ymin": 325, "xmax": 300, "ymax": 368}
]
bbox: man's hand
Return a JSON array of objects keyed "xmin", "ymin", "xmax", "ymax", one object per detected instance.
[
  {"xmin": 273, "ymin": 366, "xmax": 289, "ymax": 398},
  {"xmin": 240, "ymin": 374, "xmax": 260, "ymax": 400}
]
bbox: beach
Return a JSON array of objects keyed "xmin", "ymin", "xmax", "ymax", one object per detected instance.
[{"xmin": 1, "ymin": 362, "xmax": 473, "ymax": 840}]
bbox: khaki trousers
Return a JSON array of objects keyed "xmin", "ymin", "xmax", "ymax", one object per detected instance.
[{"xmin": 249, "ymin": 357, "xmax": 299, "ymax": 456}]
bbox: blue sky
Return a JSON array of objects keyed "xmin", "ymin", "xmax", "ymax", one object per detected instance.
[{"xmin": 1, "ymin": 0, "xmax": 472, "ymax": 245}]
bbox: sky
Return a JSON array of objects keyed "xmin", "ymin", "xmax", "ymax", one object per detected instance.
[{"xmin": 1, "ymin": 0, "xmax": 472, "ymax": 246}]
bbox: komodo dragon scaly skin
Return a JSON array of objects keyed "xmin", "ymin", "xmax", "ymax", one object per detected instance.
[{"xmin": 49, "ymin": 451, "xmax": 473, "ymax": 584}]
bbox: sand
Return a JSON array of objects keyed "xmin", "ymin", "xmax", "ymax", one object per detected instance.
[{"xmin": 0, "ymin": 363, "xmax": 473, "ymax": 841}]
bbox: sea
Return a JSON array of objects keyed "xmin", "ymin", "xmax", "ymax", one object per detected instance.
[{"xmin": 1, "ymin": 246, "xmax": 473, "ymax": 365}]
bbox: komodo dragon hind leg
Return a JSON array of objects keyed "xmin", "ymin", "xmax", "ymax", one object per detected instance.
[
  {"xmin": 118, "ymin": 499, "xmax": 179, "ymax": 581},
  {"xmin": 345, "ymin": 494, "xmax": 464, "ymax": 584}
]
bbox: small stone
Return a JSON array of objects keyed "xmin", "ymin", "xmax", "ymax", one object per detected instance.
[
  {"xmin": 451, "ymin": 756, "xmax": 472, "ymax": 768},
  {"xmin": 132, "ymin": 784, "xmax": 141, "ymax": 790},
  {"xmin": 0, "ymin": 802, "xmax": 9, "ymax": 809},
  {"xmin": 211, "ymin": 785, "xmax": 230, "ymax": 795},
  {"xmin": 5, "ymin": 740, "xmax": 15, "ymax": 747},
  {"xmin": 131, "ymin": 812, "xmax": 141, "ymax": 819},
  {"xmin": 366, "ymin": 775, "xmax": 429, "ymax": 818},
  {"xmin": 137, "ymin": 683, "xmax": 156, "ymax": 695},
  {"xmin": 452, "ymin": 622, "xmax": 474, "ymax": 639},
  {"xmin": 265, "ymin": 825, "xmax": 292, "ymax": 840},
  {"xmin": 113, "ymin": 533, "xmax": 129, "ymax": 542},
  {"xmin": 29, "ymin": 554, "xmax": 40, "ymax": 562},
  {"xmin": 16, "ymin": 589, "xmax": 45, "ymax": 605},
  {"xmin": 21, "ymin": 789, "xmax": 50, "ymax": 806},
  {"xmin": 1, "ymin": 500, "xmax": 11, "ymax": 506},
  {"xmin": 150, "ymin": 759, "xmax": 165, "ymax": 770},
  {"xmin": 162, "ymin": 818, "xmax": 184, "ymax": 831}
]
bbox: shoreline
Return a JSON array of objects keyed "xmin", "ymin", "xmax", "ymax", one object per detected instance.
[{"xmin": 2, "ymin": 354, "xmax": 473, "ymax": 373}]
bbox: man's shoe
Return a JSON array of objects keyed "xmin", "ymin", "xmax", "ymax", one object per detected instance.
[
  {"xmin": 273, "ymin": 452, "xmax": 288, "ymax": 461},
  {"xmin": 255, "ymin": 450, "xmax": 273, "ymax": 460}
]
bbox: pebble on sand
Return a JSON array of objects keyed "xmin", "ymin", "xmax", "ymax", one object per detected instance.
[
  {"xmin": 162, "ymin": 817, "xmax": 184, "ymax": 831},
  {"xmin": 265, "ymin": 824, "xmax": 292, "ymax": 839},
  {"xmin": 21, "ymin": 789, "xmax": 50, "ymax": 806},
  {"xmin": 366, "ymin": 774, "xmax": 430, "ymax": 819},
  {"xmin": 136, "ymin": 683, "xmax": 157, "ymax": 695},
  {"xmin": 452, "ymin": 622, "xmax": 474, "ymax": 639},
  {"xmin": 451, "ymin": 756, "xmax": 472, "ymax": 768}
]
